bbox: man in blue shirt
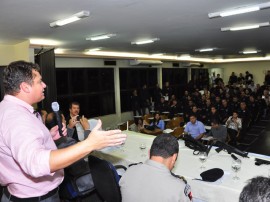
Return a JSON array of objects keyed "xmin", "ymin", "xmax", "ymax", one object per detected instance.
[{"xmin": 184, "ymin": 114, "xmax": 206, "ymax": 140}]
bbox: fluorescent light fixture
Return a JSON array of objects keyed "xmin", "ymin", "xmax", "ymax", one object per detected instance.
[
  {"xmin": 85, "ymin": 48, "xmax": 101, "ymax": 53},
  {"xmin": 208, "ymin": 2, "xmax": 270, "ymax": 18},
  {"xmin": 239, "ymin": 50, "xmax": 261, "ymax": 54},
  {"xmin": 86, "ymin": 34, "xmax": 116, "ymax": 41},
  {"xmin": 83, "ymin": 50, "xmax": 270, "ymax": 63},
  {"xmin": 196, "ymin": 48, "xmax": 214, "ymax": 52},
  {"xmin": 84, "ymin": 50, "xmax": 213, "ymax": 62},
  {"xmin": 221, "ymin": 22, "xmax": 270, "ymax": 31},
  {"xmin": 54, "ymin": 48, "xmax": 65, "ymax": 54},
  {"xmin": 50, "ymin": 11, "xmax": 90, "ymax": 27},
  {"xmin": 178, "ymin": 54, "xmax": 191, "ymax": 59},
  {"xmin": 131, "ymin": 38, "xmax": 159, "ymax": 45},
  {"xmin": 151, "ymin": 53, "xmax": 164, "ymax": 56},
  {"xmin": 220, "ymin": 6, "xmax": 259, "ymax": 17},
  {"xmin": 29, "ymin": 38, "xmax": 60, "ymax": 46}
]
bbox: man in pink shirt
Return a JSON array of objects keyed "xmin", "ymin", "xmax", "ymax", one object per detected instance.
[{"xmin": 0, "ymin": 61, "xmax": 126, "ymax": 201}]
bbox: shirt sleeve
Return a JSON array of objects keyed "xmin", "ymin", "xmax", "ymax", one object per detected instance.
[
  {"xmin": 199, "ymin": 123, "xmax": 206, "ymax": 134},
  {"xmin": 158, "ymin": 120, "xmax": 165, "ymax": 130},
  {"xmin": 238, "ymin": 118, "xmax": 242, "ymax": 129},
  {"xmin": 184, "ymin": 124, "xmax": 189, "ymax": 133}
]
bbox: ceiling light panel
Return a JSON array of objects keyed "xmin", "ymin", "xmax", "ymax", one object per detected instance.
[
  {"xmin": 29, "ymin": 38, "xmax": 60, "ymax": 46},
  {"xmin": 86, "ymin": 34, "xmax": 116, "ymax": 41},
  {"xmin": 240, "ymin": 50, "xmax": 261, "ymax": 54},
  {"xmin": 221, "ymin": 22, "xmax": 270, "ymax": 31},
  {"xmin": 195, "ymin": 48, "xmax": 215, "ymax": 52},
  {"xmin": 208, "ymin": 2, "xmax": 270, "ymax": 18},
  {"xmin": 50, "ymin": 11, "xmax": 90, "ymax": 28},
  {"xmin": 131, "ymin": 38, "xmax": 159, "ymax": 45}
]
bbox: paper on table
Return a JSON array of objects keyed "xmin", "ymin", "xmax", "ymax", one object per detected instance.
[
  {"xmin": 163, "ymin": 129, "xmax": 174, "ymax": 133},
  {"xmin": 201, "ymin": 136, "xmax": 214, "ymax": 141}
]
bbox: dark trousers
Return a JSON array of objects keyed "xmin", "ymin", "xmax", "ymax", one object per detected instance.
[
  {"xmin": 227, "ymin": 128, "xmax": 238, "ymax": 146},
  {"xmin": 1, "ymin": 189, "xmax": 60, "ymax": 202}
]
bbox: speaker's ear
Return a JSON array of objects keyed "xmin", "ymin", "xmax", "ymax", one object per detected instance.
[{"xmin": 20, "ymin": 82, "xmax": 31, "ymax": 93}]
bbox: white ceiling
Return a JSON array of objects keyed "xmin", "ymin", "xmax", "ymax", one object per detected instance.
[{"xmin": 1, "ymin": 0, "xmax": 270, "ymax": 59}]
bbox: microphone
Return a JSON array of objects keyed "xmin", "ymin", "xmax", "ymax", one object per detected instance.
[
  {"xmin": 231, "ymin": 154, "xmax": 238, "ymax": 161},
  {"xmin": 51, "ymin": 102, "xmax": 63, "ymax": 136}
]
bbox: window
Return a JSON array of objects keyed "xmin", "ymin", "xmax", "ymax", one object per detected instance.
[
  {"xmin": 191, "ymin": 68, "xmax": 209, "ymax": 89},
  {"xmin": 56, "ymin": 68, "xmax": 115, "ymax": 118},
  {"xmin": 162, "ymin": 68, "xmax": 188, "ymax": 98},
  {"xmin": 120, "ymin": 68, "xmax": 157, "ymax": 112}
]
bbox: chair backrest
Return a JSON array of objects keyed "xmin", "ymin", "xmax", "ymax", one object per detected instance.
[
  {"xmin": 119, "ymin": 122, "xmax": 127, "ymax": 131},
  {"xmin": 160, "ymin": 114, "xmax": 168, "ymax": 120},
  {"xmin": 143, "ymin": 114, "xmax": 152, "ymax": 124},
  {"xmin": 172, "ymin": 127, "xmax": 184, "ymax": 138},
  {"xmin": 166, "ymin": 117, "xmax": 184, "ymax": 129},
  {"xmin": 88, "ymin": 155, "xmax": 121, "ymax": 202}
]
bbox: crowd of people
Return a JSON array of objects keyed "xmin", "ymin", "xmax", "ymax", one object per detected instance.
[{"xmin": 132, "ymin": 71, "xmax": 270, "ymax": 145}]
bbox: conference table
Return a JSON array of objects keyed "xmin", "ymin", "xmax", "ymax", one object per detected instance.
[{"xmin": 93, "ymin": 130, "xmax": 270, "ymax": 202}]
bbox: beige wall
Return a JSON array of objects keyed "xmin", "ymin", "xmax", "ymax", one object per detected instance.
[
  {"xmin": 209, "ymin": 61, "xmax": 270, "ymax": 85},
  {"xmin": 0, "ymin": 40, "xmax": 30, "ymax": 65}
]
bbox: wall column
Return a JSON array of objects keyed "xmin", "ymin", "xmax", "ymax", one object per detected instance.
[
  {"xmin": 158, "ymin": 67, "xmax": 162, "ymax": 88},
  {"xmin": 114, "ymin": 67, "xmax": 121, "ymax": 120}
]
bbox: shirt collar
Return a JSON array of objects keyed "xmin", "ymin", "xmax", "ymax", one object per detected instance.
[
  {"xmin": 145, "ymin": 159, "xmax": 170, "ymax": 173},
  {"xmin": 4, "ymin": 95, "xmax": 35, "ymax": 113}
]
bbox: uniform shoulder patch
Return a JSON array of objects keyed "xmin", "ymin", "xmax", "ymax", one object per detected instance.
[
  {"xmin": 171, "ymin": 172, "xmax": 187, "ymax": 184},
  {"xmin": 184, "ymin": 184, "xmax": 192, "ymax": 200}
]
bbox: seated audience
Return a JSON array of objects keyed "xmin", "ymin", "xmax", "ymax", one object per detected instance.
[
  {"xmin": 245, "ymin": 71, "xmax": 253, "ymax": 85},
  {"xmin": 169, "ymin": 99, "xmax": 180, "ymax": 118},
  {"xmin": 220, "ymin": 99, "xmax": 232, "ymax": 124},
  {"xmin": 149, "ymin": 112, "xmax": 165, "ymax": 130},
  {"xmin": 66, "ymin": 101, "xmax": 90, "ymax": 141},
  {"xmin": 46, "ymin": 112, "xmax": 91, "ymax": 140},
  {"xmin": 184, "ymin": 114, "xmax": 206, "ymax": 140},
  {"xmin": 225, "ymin": 112, "xmax": 242, "ymax": 146},
  {"xmin": 190, "ymin": 105, "xmax": 202, "ymax": 122},
  {"xmin": 205, "ymin": 106, "xmax": 220, "ymax": 126},
  {"xmin": 215, "ymin": 74, "xmax": 223, "ymax": 85},
  {"xmin": 140, "ymin": 84, "xmax": 151, "ymax": 115},
  {"xmin": 239, "ymin": 176, "xmax": 270, "ymax": 202},
  {"xmin": 228, "ymin": 72, "xmax": 237, "ymax": 85},
  {"xmin": 131, "ymin": 89, "xmax": 142, "ymax": 116},
  {"xmin": 120, "ymin": 134, "xmax": 192, "ymax": 202},
  {"xmin": 129, "ymin": 118, "xmax": 146, "ymax": 133},
  {"xmin": 162, "ymin": 81, "xmax": 173, "ymax": 101},
  {"xmin": 155, "ymin": 96, "xmax": 169, "ymax": 113},
  {"xmin": 205, "ymin": 119, "xmax": 227, "ymax": 143},
  {"xmin": 264, "ymin": 70, "xmax": 270, "ymax": 85},
  {"xmin": 238, "ymin": 73, "xmax": 245, "ymax": 84}
]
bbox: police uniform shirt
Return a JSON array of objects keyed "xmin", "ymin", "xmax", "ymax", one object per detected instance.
[{"xmin": 119, "ymin": 159, "xmax": 192, "ymax": 202}]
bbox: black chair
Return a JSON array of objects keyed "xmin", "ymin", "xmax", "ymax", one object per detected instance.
[{"xmin": 88, "ymin": 155, "xmax": 122, "ymax": 202}]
